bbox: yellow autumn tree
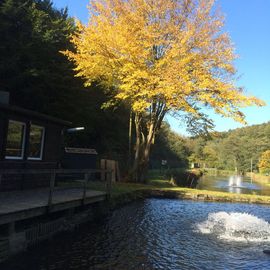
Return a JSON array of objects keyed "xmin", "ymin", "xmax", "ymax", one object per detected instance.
[
  {"xmin": 259, "ymin": 150, "xmax": 270, "ymax": 174},
  {"xmin": 63, "ymin": 0, "xmax": 264, "ymax": 182}
]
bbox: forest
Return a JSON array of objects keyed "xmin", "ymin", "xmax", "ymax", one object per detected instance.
[
  {"xmin": 1, "ymin": 1, "xmax": 270, "ymax": 269},
  {"xmin": 188, "ymin": 122, "xmax": 270, "ymax": 173},
  {"xmin": 1, "ymin": 0, "xmax": 269, "ymax": 176},
  {"xmin": 0, "ymin": 0, "xmax": 188, "ymax": 173}
]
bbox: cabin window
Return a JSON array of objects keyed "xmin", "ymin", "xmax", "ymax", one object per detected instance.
[
  {"xmin": 5, "ymin": 120, "xmax": 26, "ymax": 159},
  {"xmin": 28, "ymin": 125, "xmax": 45, "ymax": 160}
]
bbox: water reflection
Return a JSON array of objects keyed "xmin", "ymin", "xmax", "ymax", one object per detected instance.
[{"xmin": 228, "ymin": 186, "xmax": 241, "ymax": 194}]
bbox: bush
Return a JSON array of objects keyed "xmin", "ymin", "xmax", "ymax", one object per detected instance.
[{"xmin": 165, "ymin": 169, "xmax": 203, "ymax": 188}]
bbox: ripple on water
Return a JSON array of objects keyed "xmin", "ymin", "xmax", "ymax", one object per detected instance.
[{"xmin": 2, "ymin": 199, "xmax": 270, "ymax": 270}]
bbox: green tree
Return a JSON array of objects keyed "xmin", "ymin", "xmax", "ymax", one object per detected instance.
[
  {"xmin": 150, "ymin": 122, "xmax": 189, "ymax": 169},
  {"xmin": 188, "ymin": 122, "xmax": 270, "ymax": 173},
  {"xmin": 0, "ymin": 0, "xmax": 131, "ymax": 165},
  {"xmin": 0, "ymin": 0, "xmax": 77, "ymax": 114},
  {"xmin": 187, "ymin": 137, "xmax": 207, "ymax": 168},
  {"xmin": 203, "ymin": 144, "xmax": 219, "ymax": 168}
]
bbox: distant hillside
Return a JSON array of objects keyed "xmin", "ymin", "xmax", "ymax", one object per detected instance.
[{"xmin": 188, "ymin": 121, "xmax": 270, "ymax": 172}]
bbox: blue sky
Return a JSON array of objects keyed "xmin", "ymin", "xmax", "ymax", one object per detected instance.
[{"xmin": 53, "ymin": 0, "xmax": 270, "ymax": 135}]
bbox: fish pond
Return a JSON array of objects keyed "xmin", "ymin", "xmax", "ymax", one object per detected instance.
[
  {"xmin": 3, "ymin": 198, "xmax": 270, "ymax": 270},
  {"xmin": 197, "ymin": 175, "xmax": 270, "ymax": 196}
]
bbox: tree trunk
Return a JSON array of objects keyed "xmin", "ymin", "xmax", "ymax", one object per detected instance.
[
  {"xmin": 131, "ymin": 114, "xmax": 156, "ymax": 183},
  {"xmin": 130, "ymin": 102, "xmax": 167, "ymax": 183},
  {"xmin": 138, "ymin": 122, "xmax": 155, "ymax": 182},
  {"xmin": 131, "ymin": 113, "xmax": 143, "ymax": 182}
]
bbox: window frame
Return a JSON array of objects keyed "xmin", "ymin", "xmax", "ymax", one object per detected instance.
[
  {"xmin": 5, "ymin": 120, "xmax": 26, "ymax": 160},
  {"xmin": 27, "ymin": 124, "xmax": 45, "ymax": 161}
]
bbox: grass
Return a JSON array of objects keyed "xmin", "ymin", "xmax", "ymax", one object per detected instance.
[
  {"xmin": 85, "ymin": 180, "xmax": 172, "ymax": 196},
  {"xmin": 149, "ymin": 172, "xmax": 270, "ymax": 203},
  {"xmin": 60, "ymin": 171, "xmax": 270, "ymax": 204},
  {"xmin": 250, "ymin": 173, "xmax": 270, "ymax": 185}
]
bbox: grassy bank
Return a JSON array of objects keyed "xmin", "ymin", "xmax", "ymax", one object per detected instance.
[
  {"xmin": 248, "ymin": 173, "xmax": 270, "ymax": 185},
  {"xmin": 83, "ymin": 171, "xmax": 270, "ymax": 205}
]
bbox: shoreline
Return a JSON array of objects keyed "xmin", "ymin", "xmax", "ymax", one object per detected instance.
[{"xmin": 2, "ymin": 183, "xmax": 270, "ymax": 264}]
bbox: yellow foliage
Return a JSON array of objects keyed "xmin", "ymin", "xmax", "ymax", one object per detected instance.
[
  {"xmin": 63, "ymin": 0, "xmax": 264, "ymax": 122},
  {"xmin": 259, "ymin": 150, "xmax": 270, "ymax": 174}
]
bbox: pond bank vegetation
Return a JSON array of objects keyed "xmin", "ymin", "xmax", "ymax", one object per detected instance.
[{"xmin": 82, "ymin": 170, "xmax": 270, "ymax": 205}]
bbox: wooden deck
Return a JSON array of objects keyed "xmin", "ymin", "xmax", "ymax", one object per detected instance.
[{"xmin": 0, "ymin": 188, "xmax": 107, "ymax": 225}]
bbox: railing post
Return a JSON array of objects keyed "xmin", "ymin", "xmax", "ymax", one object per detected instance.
[
  {"xmin": 82, "ymin": 173, "xmax": 88, "ymax": 203},
  {"xmin": 48, "ymin": 170, "xmax": 56, "ymax": 210},
  {"xmin": 106, "ymin": 171, "xmax": 112, "ymax": 199}
]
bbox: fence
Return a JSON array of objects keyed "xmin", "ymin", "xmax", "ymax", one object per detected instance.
[{"xmin": 0, "ymin": 168, "xmax": 112, "ymax": 208}]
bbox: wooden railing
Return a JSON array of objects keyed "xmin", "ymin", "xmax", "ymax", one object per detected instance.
[{"xmin": 0, "ymin": 169, "xmax": 113, "ymax": 207}]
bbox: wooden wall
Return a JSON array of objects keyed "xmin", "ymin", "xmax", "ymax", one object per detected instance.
[{"xmin": 0, "ymin": 109, "xmax": 65, "ymax": 191}]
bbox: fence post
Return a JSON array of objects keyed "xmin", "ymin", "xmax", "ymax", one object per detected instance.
[
  {"xmin": 106, "ymin": 171, "xmax": 112, "ymax": 199},
  {"xmin": 101, "ymin": 159, "xmax": 106, "ymax": 181},
  {"xmin": 116, "ymin": 161, "xmax": 121, "ymax": 182},
  {"xmin": 48, "ymin": 170, "xmax": 56, "ymax": 210},
  {"xmin": 82, "ymin": 173, "xmax": 88, "ymax": 203}
]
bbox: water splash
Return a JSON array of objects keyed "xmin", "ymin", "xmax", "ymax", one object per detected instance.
[
  {"xmin": 196, "ymin": 212, "xmax": 270, "ymax": 242},
  {"xmin": 228, "ymin": 175, "xmax": 242, "ymax": 187}
]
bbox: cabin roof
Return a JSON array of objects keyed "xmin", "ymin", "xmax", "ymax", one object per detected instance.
[{"xmin": 0, "ymin": 103, "xmax": 72, "ymax": 127}]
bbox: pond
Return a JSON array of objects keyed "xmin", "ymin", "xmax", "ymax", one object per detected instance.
[
  {"xmin": 2, "ymin": 198, "xmax": 270, "ymax": 270},
  {"xmin": 196, "ymin": 175, "xmax": 270, "ymax": 196}
]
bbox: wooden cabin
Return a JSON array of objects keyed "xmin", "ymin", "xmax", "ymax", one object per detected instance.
[{"xmin": 0, "ymin": 92, "xmax": 71, "ymax": 191}]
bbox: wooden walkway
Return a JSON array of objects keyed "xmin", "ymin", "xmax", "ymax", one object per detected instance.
[{"xmin": 0, "ymin": 188, "xmax": 107, "ymax": 225}]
